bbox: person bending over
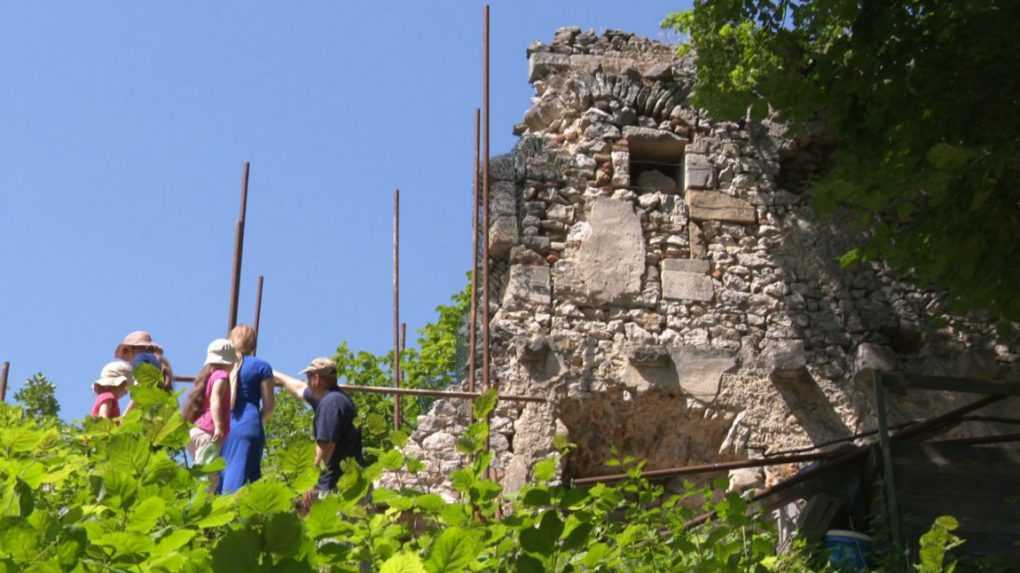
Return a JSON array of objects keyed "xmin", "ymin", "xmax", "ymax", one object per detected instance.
[{"xmin": 274, "ymin": 357, "xmax": 362, "ymax": 503}]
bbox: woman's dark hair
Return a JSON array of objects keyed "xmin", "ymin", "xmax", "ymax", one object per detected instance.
[{"xmin": 182, "ymin": 364, "xmax": 215, "ymax": 423}]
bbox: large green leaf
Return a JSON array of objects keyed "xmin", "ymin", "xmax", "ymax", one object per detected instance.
[
  {"xmin": 380, "ymin": 552, "xmax": 426, "ymax": 573},
  {"xmin": 127, "ymin": 496, "xmax": 166, "ymax": 533},
  {"xmin": 107, "ymin": 433, "xmax": 150, "ymax": 474},
  {"xmin": 304, "ymin": 497, "xmax": 343, "ymax": 539},
  {"xmin": 212, "ymin": 528, "xmax": 262, "ymax": 573},
  {"xmin": 264, "ymin": 512, "xmax": 303, "ymax": 557},
  {"xmin": 424, "ymin": 527, "xmax": 480, "ymax": 573},
  {"xmin": 236, "ymin": 481, "xmax": 294, "ymax": 518}
]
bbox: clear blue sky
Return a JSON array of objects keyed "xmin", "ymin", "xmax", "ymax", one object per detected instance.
[{"xmin": 0, "ymin": 1, "xmax": 687, "ymax": 420}]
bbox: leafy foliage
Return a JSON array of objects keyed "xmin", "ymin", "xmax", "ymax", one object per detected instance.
[
  {"xmin": 0, "ymin": 382, "xmax": 977, "ymax": 572},
  {"xmin": 14, "ymin": 372, "xmax": 60, "ymax": 420},
  {"xmin": 663, "ymin": 0, "xmax": 1020, "ymax": 323}
]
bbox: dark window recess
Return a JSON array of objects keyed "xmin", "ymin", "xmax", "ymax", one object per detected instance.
[{"xmin": 629, "ymin": 142, "xmax": 683, "ymax": 193}]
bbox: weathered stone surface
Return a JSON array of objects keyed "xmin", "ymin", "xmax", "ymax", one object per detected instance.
[
  {"xmin": 689, "ymin": 223, "xmax": 705, "ymax": 258},
  {"xmin": 624, "ymin": 126, "xmax": 687, "ymax": 161},
  {"xmin": 662, "ymin": 262, "xmax": 714, "ymax": 301},
  {"xmin": 636, "ymin": 169, "xmax": 679, "ymax": 194},
  {"xmin": 528, "ymin": 52, "xmax": 571, "ymax": 82},
  {"xmin": 490, "ymin": 182, "xmax": 519, "ymax": 257},
  {"xmin": 572, "ymin": 198, "xmax": 645, "ymax": 305},
  {"xmin": 503, "ymin": 264, "xmax": 551, "ymax": 308},
  {"xmin": 686, "ymin": 191, "xmax": 756, "ymax": 223},
  {"xmin": 662, "ymin": 258, "xmax": 710, "ymax": 274},
  {"xmin": 761, "ymin": 339, "xmax": 807, "ymax": 380},
  {"xmin": 670, "ymin": 347, "xmax": 737, "ymax": 401},
  {"xmin": 853, "ymin": 343, "xmax": 897, "ymax": 382},
  {"xmin": 684, "ymin": 154, "xmax": 714, "ymax": 190}
]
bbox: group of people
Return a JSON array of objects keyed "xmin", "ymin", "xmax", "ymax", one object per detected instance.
[{"xmin": 89, "ymin": 326, "xmax": 363, "ymax": 498}]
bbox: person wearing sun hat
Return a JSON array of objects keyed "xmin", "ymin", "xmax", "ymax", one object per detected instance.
[
  {"xmin": 115, "ymin": 330, "xmax": 175, "ymax": 392},
  {"xmin": 182, "ymin": 339, "xmax": 238, "ymax": 470},
  {"xmin": 90, "ymin": 360, "xmax": 133, "ymax": 419}
]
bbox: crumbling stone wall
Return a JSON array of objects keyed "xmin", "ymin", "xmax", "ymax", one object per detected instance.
[{"xmin": 385, "ymin": 28, "xmax": 1020, "ymax": 500}]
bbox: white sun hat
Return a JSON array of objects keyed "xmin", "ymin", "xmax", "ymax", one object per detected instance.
[
  {"xmin": 204, "ymin": 339, "xmax": 238, "ymax": 367},
  {"xmin": 94, "ymin": 360, "xmax": 133, "ymax": 388}
]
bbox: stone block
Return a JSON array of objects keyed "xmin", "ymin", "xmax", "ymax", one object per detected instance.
[
  {"xmin": 686, "ymin": 191, "xmax": 757, "ymax": 224},
  {"xmin": 571, "ymin": 198, "xmax": 646, "ymax": 305},
  {"xmin": 684, "ymin": 154, "xmax": 714, "ymax": 190},
  {"xmin": 853, "ymin": 343, "xmax": 897, "ymax": 384},
  {"xmin": 662, "ymin": 258, "xmax": 710, "ymax": 274},
  {"xmin": 623, "ymin": 126, "xmax": 687, "ymax": 161},
  {"xmin": 528, "ymin": 52, "xmax": 571, "ymax": 82},
  {"xmin": 636, "ymin": 169, "xmax": 679, "ymax": 194},
  {"xmin": 489, "ymin": 216, "xmax": 519, "ymax": 258},
  {"xmin": 625, "ymin": 344, "xmax": 673, "ymax": 368},
  {"xmin": 670, "ymin": 347, "xmax": 737, "ymax": 401},
  {"xmin": 761, "ymin": 339, "xmax": 808, "ymax": 381},
  {"xmin": 689, "ymin": 223, "xmax": 705, "ymax": 258},
  {"xmin": 661, "ymin": 260, "xmax": 714, "ymax": 301},
  {"xmin": 502, "ymin": 264, "xmax": 552, "ymax": 309}
]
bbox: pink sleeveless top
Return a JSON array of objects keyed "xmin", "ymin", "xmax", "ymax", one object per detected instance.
[
  {"xmin": 91, "ymin": 392, "xmax": 121, "ymax": 418},
  {"xmin": 195, "ymin": 369, "xmax": 230, "ymax": 435}
]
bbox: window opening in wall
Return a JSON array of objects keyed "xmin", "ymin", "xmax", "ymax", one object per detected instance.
[{"xmin": 629, "ymin": 142, "xmax": 684, "ymax": 193}]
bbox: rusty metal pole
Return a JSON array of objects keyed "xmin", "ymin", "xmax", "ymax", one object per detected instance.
[
  {"xmin": 0, "ymin": 361, "xmax": 9, "ymax": 403},
  {"xmin": 228, "ymin": 161, "xmax": 250, "ymax": 333},
  {"xmin": 393, "ymin": 188, "xmax": 402, "ymax": 430},
  {"xmin": 482, "ymin": 3, "xmax": 491, "ymax": 392},
  {"xmin": 400, "ymin": 323, "xmax": 407, "ymax": 353},
  {"xmin": 468, "ymin": 108, "xmax": 481, "ymax": 393},
  {"xmin": 252, "ymin": 275, "xmax": 264, "ymax": 355}
]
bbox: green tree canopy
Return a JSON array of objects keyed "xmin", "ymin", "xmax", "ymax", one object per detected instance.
[
  {"xmin": 664, "ymin": 1, "xmax": 1020, "ymax": 323},
  {"xmin": 14, "ymin": 372, "xmax": 60, "ymax": 420}
]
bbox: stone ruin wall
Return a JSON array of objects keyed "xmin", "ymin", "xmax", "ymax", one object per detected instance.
[{"xmin": 383, "ymin": 28, "xmax": 1020, "ymax": 500}]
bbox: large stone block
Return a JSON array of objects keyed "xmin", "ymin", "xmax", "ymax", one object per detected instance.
[
  {"xmin": 670, "ymin": 347, "xmax": 737, "ymax": 401},
  {"xmin": 662, "ymin": 258, "xmax": 710, "ymax": 274},
  {"xmin": 528, "ymin": 52, "xmax": 571, "ymax": 82},
  {"xmin": 686, "ymin": 191, "xmax": 757, "ymax": 224},
  {"xmin": 503, "ymin": 264, "xmax": 552, "ymax": 309},
  {"xmin": 662, "ymin": 258, "xmax": 713, "ymax": 301},
  {"xmin": 623, "ymin": 126, "xmax": 688, "ymax": 161},
  {"xmin": 684, "ymin": 154, "xmax": 714, "ymax": 190},
  {"xmin": 570, "ymin": 198, "xmax": 646, "ymax": 305}
]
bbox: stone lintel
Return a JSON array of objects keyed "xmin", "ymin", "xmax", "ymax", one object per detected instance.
[
  {"xmin": 662, "ymin": 258, "xmax": 710, "ymax": 274},
  {"xmin": 687, "ymin": 191, "xmax": 757, "ymax": 224}
]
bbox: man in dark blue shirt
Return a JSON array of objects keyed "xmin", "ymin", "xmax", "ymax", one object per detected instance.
[{"xmin": 273, "ymin": 357, "xmax": 362, "ymax": 495}]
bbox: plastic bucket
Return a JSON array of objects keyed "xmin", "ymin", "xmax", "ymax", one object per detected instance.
[{"xmin": 824, "ymin": 530, "xmax": 873, "ymax": 571}]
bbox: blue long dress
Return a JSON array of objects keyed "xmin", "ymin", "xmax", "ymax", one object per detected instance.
[{"xmin": 218, "ymin": 355, "xmax": 272, "ymax": 494}]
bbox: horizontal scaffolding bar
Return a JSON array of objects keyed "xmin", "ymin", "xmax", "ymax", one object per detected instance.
[
  {"xmin": 172, "ymin": 375, "xmax": 544, "ymax": 403},
  {"xmin": 571, "ymin": 451, "xmax": 831, "ymax": 486},
  {"xmin": 883, "ymin": 372, "xmax": 1020, "ymax": 396}
]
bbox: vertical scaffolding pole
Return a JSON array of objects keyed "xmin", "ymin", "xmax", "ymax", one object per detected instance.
[
  {"xmin": 393, "ymin": 188, "xmax": 402, "ymax": 430},
  {"xmin": 468, "ymin": 108, "xmax": 481, "ymax": 393},
  {"xmin": 874, "ymin": 371, "xmax": 905, "ymax": 567},
  {"xmin": 252, "ymin": 275, "xmax": 264, "ymax": 355},
  {"xmin": 228, "ymin": 161, "xmax": 250, "ymax": 333},
  {"xmin": 482, "ymin": 3, "xmax": 492, "ymax": 392},
  {"xmin": 0, "ymin": 361, "xmax": 9, "ymax": 403}
]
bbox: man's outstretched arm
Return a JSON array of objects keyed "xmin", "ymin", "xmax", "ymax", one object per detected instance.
[{"xmin": 273, "ymin": 370, "xmax": 308, "ymax": 399}]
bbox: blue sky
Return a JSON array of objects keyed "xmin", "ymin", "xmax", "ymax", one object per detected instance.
[{"xmin": 0, "ymin": 1, "xmax": 688, "ymax": 420}]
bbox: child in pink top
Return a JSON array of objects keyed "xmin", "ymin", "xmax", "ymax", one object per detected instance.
[
  {"xmin": 90, "ymin": 361, "xmax": 132, "ymax": 419},
  {"xmin": 182, "ymin": 339, "xmax": 238, "ymax": 467}
]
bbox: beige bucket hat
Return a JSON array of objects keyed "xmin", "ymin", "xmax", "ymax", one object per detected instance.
[
  {"xmin": 204, "ymin": 339, "xmax": 238, "ymax": 367},
  {"xmin": 94, "ymin": 360, "xmax": 133, "ymax": 388},
  {"xmin": 299, "ymin": 357, "xmax": 337, "ymax": 376},
  {"xmin": 114, "ymin": 330, "xmax": 163, "ymax": 360}
]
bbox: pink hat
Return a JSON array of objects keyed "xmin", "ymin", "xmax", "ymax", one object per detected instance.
[{"xmin": 114, "ymin": 330, "xmax": 163, "ymax": 360}]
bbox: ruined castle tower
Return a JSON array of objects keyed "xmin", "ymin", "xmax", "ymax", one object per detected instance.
[{"xmin": 386, "ymin": 28, "xmax": 1020, "ymax": 499}]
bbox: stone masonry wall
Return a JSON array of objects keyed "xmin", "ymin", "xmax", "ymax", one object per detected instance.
[{"xmin": 383, "ymin": 28, "xmax": 1020, "ymax": 500}]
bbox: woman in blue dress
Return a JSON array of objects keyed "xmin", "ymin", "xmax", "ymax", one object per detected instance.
[{"xmin": 218, "ymin": 324, "xmax": 275, "ymax": 493}]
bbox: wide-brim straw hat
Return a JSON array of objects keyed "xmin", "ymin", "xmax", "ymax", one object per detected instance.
[
  {"xmin": 204, "ymin": 338, "xmax": 238, "ymax": 367},
  {"xmin": 114, "ymin": 330, "xmax": 163, "ymax": 360},
  {"xmin": 94, "ymin": 360, "xmax": 133, "ymax": 388}
]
